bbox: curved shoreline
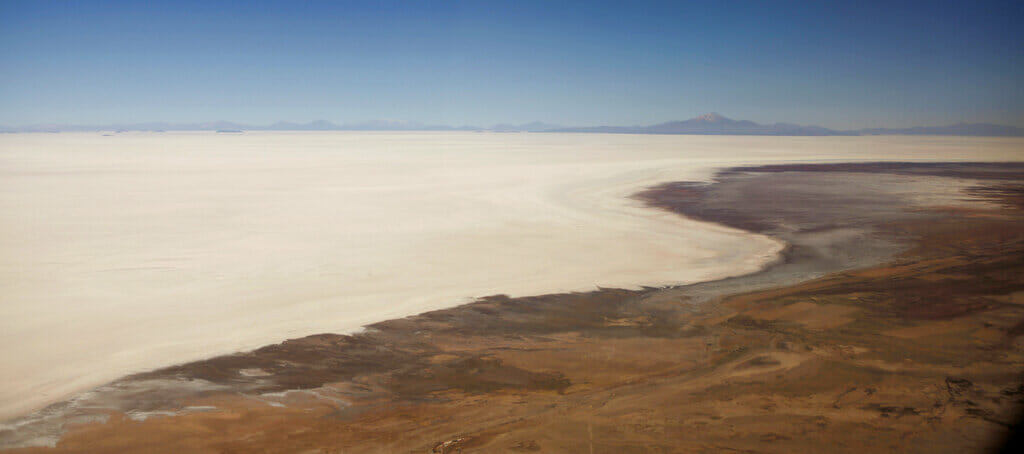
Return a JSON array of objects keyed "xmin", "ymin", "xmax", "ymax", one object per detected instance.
[
  {"xmin": 0, "ymin": 132, "xmax": 805, "ymax": 422},
  {"xmin": 0, "ymin": 162, "xmax": 788, "ymax": 425},
  {"xmin": 4, "ymin": 162, "xmax": 1024, "ymax": 452}
]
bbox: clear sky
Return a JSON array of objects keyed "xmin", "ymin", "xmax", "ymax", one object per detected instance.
[{"xmin": 1, "ymin": 0, "xmax": 1022, "ymax": 129}]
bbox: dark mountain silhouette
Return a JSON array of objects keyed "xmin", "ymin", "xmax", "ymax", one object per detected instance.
[{"xmin": 646, "ymin": 112, "xmax": 845, "ymax": 135}]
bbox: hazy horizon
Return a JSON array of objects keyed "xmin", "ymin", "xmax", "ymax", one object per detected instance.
[
  {"xmin": 1, "ymin": 1, "xmax": 1022, "ymax": 129},
  {"xmin": 3, "ymin": 112, "xmax": 1024, "ymax": 136}
]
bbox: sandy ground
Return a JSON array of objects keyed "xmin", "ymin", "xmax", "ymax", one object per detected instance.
[
  {"xmin": 2, "ymin": 161, "xmax": 1023, "ymax": 452},
  {"xmin": 0, "ymin": 132, "xmax": 1021, "ymax": 425}
]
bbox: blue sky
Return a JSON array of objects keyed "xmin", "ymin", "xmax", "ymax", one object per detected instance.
[{"xmin": 1, "ymin": 0, "xmax": 1022, "ymax": 129}]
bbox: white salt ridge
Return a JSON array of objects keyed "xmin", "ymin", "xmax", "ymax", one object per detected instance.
[{"xmin": 1, "ymin": 132, "xmax": 1021, "ymax": 422}]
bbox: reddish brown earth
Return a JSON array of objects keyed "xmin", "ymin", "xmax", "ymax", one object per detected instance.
[{"xmin": 4, "ymin": 162, "xmax": 1024, "ymax": 453}]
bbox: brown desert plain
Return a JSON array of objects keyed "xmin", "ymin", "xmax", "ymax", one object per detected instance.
[{"xmin": 5, "ymin": 161, "xmax": 1024, "ymax": 453}]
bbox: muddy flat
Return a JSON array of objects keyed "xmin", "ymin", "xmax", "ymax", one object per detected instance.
[{"xmin": 4, "ymin": 161, "xmax": 1024, "ymax": 453}]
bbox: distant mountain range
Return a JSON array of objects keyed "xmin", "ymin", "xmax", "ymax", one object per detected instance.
[
  {"xmin": 552, "ymin": 113, "xmax": 844, "ymax": 136},
  {"xmin": 2, "ymin": 113, "xmax": 1022, "ymax": 136},
  {"xmin": 0, "ymin": 120, "xmax": 472, "ymax": 133},
  {"xmin": 854, "ymin": 123, "xmax": 1024, "ymax": 137}
]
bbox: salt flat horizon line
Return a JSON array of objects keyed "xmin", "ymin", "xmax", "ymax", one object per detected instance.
[{"xmin": 3, "ymin": 113, "xmax": 1023, "ymax": 137}]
